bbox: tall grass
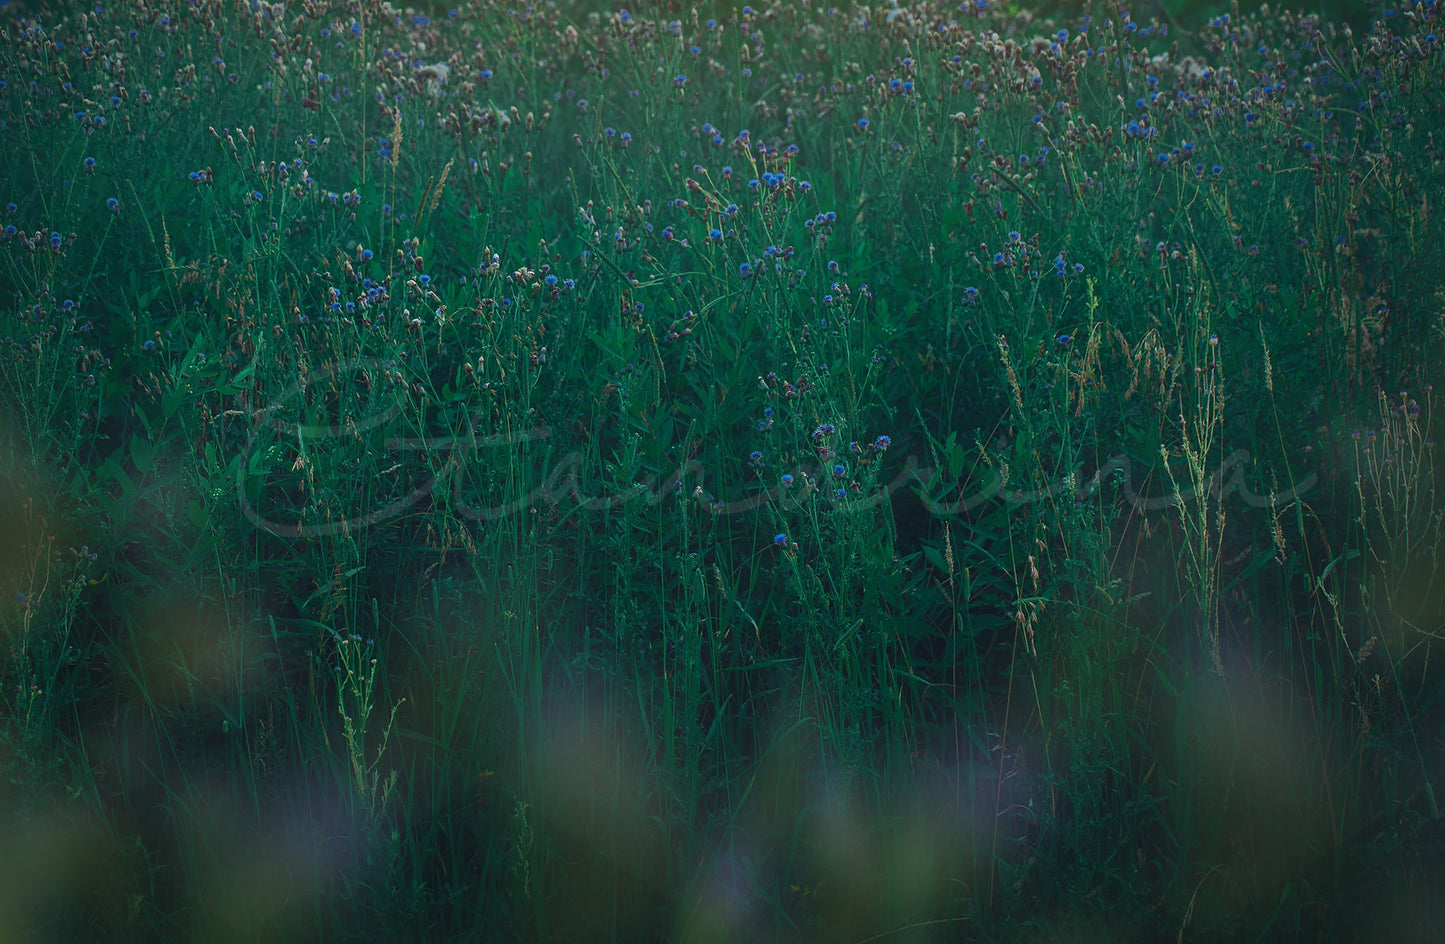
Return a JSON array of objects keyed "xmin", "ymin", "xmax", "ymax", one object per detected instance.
[{"xmin": 1, "ymin": 0, "xmax": 1442, "ymax": 939}]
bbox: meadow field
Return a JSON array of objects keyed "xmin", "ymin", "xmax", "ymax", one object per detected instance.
[{"xmin": 1, "ymin": 0, "xmax": 1442, "ymax": 939}]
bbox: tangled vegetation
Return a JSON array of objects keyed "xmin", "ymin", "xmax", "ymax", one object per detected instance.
[{"xmin": 1, "ymin": 0, "xmax": 1442, "ymax": 939}]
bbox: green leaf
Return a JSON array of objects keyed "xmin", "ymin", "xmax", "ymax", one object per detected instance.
[
  {"xmin": 187, "ymin": 500, "xmax": 209, "ymax": 532},
  {"xmin": 161, "ymin": 386, "xmax": 186, "ymax": 421},
  {"xmin": 948, "ymin": 442, "xmax": 966, "ymax": 481},
  {"xmin": 218, "ymin": 360, "xmax": 256, "ymax": 396},
  {"xmin": 923, "ymin": 543, "xmax": 950, "ymax": 575},
  {"xmin": 129, "ymin": 435, "xmax": 154, "ymax": 475},
  {"xmin": 98, "ymin": 456, "xmax": 137, "ymax": 499},
  {"xmin": 1221, "ymin": 544, "xmax": 1279, "ymax": 595}
]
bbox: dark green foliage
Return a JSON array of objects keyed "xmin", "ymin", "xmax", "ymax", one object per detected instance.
[{"xmin": 1, "ymin": 0, "xmax": 1442, "ymax": 940}]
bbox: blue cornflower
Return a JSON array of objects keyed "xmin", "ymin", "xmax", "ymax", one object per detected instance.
[
  {"xmin": 873, "ymin": 435, "xmax": 891, "ymax": 450},
  {"xmin": 740, "ymin": 262, "xmax": 753, "ymax": 276},
  {"xmin": 835, "ymin": 488, "xmax": 847, "ymax": 499},
  {"xmin": 774, "ymin": 533, "xmax": 788, "ymax": 545},
  {"xmin": 857, "ymin": 117, "xmax": 869, "ymax": 129},
  {"xmin": 361, "ymin": 249, "xmax": 373, "ymax": 260},
  {"xmin": 832, "ymin": 463, "xmax": 846, "ymax": 477},
  {"xmin": 545, "ymin": 274, "xmax": 558, "ymax": 285}
]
